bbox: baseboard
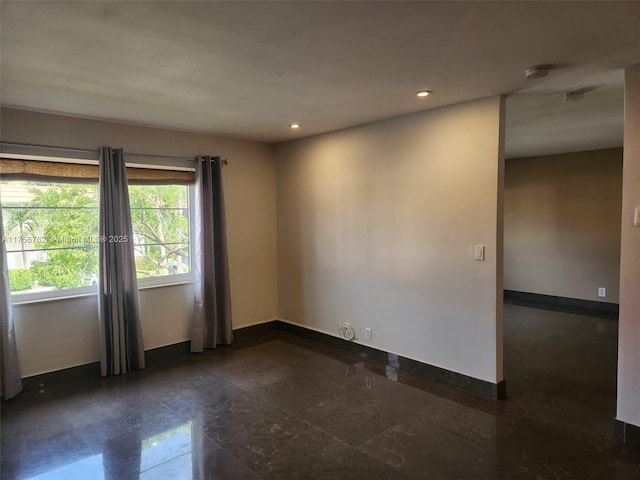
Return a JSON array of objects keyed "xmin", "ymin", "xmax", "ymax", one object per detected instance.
[
  {"xmin": 275, "ymin": 320, "xmax": 506, "ymax": 400},
  {"xmin": 18, "ymin": 323, "xmax": 280, "ymax": 392},
  {"xmin": 21, "ymin": 340, "xmax": 193, "ymax": 391},
  {"xmin": 504, "ymin": 290, "xmax": 619, "ymax": 319},
  {"xmin": 18, "ymin": 319, "xmax": 507, "ymax": 401},
  {"xmin": 233, "ymin": 320, "xmax": 279, "ymax": 340},
  {"xmin": 144, "ymin": 340, "xmax": 191, "ymax": 365},
  {"xmin": 614, "ymin": 420, "xmax": 640, "ymax": 451},
  {"xmin": 22, "ymin": 361, "xmax": 101, "ymax": 392}
]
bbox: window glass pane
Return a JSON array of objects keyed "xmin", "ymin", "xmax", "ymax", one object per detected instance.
[
  {"xmin": 128, "ymin": 185, "xmax": 190, "ymax": 279},
  {"xmin": 1, "ymin": 181, "xmax": 99, "ymax": 294},
  {"xmin": 1, "ymin": 180, "xmax": 191, "ymax": 297}
]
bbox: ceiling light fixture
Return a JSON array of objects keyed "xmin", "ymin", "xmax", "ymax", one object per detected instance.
[
  {"xmin": 524, "ymin": 65, "xmax": 551, "ymax": 80},
  {"xmin": 416, "ymin": 90, "xmax": 432, "ymax": 97},
  {"xmin": 289, "ymin": 123, "xmax": 301, "ymax": 129}
]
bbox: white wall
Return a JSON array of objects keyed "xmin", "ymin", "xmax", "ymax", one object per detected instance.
[
  {"xmin": 275, "ymin": 97, "xmax": 505, "ymax": 384},
  {"xmin": 1, "ymin": 108, "xmax": 279, "ymax": 377},
  {"xmin": 617, "ymin": 64, "xmax": 640, "ymax": 428},
  {"xmin": 505, "ymin": 148, "xmax": 623, "ymax": 303}
]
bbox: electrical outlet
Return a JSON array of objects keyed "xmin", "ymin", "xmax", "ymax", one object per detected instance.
[
  {"xmin": 598, "ymin": 287, "xmax": 607, "ymax": 298},
  {"xmin": 365, "ymin": 328, "xmax": 372, "ymax": 340}
]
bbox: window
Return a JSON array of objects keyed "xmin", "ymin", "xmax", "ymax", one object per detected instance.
[
  {"xmin": 1, "ymin": 181, "xmax": 99, "ymax": 296},
  {"xmin": 1, "ymin": 179, "xmax": 192, "ymax": 301},
  {"xmin": 129, "ymin": 184, "xmax": 191, "ymax": 282}
]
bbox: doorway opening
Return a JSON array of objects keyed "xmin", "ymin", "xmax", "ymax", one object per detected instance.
[{"xmin": 501, "ymin": 73, "xmax": 624, "ymax": 440}]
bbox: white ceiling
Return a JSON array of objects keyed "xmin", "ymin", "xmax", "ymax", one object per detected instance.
[{"xmin": 1, "ymin": 1, "xmax": 639, "ymax": 157}]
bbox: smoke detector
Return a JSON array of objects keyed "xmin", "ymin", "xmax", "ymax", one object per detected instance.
[
  {"xmin": 563, "ymin": 90, "xmax": 586, "ymax": 102},
  {"xmin": 525, "ymin": 65, "xmax": 551, "ymax": 80}
]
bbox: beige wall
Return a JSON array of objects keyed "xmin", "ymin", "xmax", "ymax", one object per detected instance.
[
  {"xmin": 275, "ymin": 97, "xmax": 505, "ymax": 383},
  {"xmin": 11, "ymin": 284, "xmax": 193, "ymax": 376},
  {"xmin": 504, "ymin": 149, "xmax": 623, "ymax": 303},
  {"xmin": 1, "ymin": 107, "xmax": 279, "ymax": 376},
  {"xmin": 617, "ymin": 64, "xmax": 640, "ymax": 427}
]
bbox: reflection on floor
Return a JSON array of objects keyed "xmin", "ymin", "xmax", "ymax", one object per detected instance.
[{"xmin": 2, "ymin": 304, "xmax": 639, "ymax": 479}]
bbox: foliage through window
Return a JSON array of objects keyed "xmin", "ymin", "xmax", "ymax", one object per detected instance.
[
  {"xmin": 128, "ymin": 185, "xmax": 190, "ymax": 279},
  {"xmin": 1, "ymin": 180, "xmax": 191, "ymax": 297}
]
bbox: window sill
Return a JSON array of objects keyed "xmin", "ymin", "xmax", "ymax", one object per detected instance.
[
  {"xmin": 138, "ymin": 279, "xmax": 194, "ymax": 290},
  {"xmin": 11, "ymin": 289, "xmax": 97, "ymax": 306},
  {"xmin": 11, "ymin": 279, "xmax": 194, "ymax": 306}
]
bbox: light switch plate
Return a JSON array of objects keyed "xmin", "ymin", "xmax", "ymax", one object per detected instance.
[
  {"xmin": 474, "ymin": 245, "xmax": 485, "ymax": 261},
  {"xmin": 634, "ymin": 207, "xmax": 640, "ymax": 227}
]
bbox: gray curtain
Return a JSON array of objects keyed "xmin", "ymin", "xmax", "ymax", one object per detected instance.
[
  {"xmin": 98, "ymin": 147, "xmax": 145, "ymax": 375},
  {"xmin": 191, "ymin": 156, "xmax": 232, "ymax": 352},
  {"xmin": 0, "ymin": 207, "xmax": 23, "ymax": 399}
]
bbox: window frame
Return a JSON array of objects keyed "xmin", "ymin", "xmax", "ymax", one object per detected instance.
[
  {"xmin": 3, "ymin": 175, "xmax": 195, "ymax": 305},
  {"xmin": 131, "ymin": 183, "xmax": 195, "ymax": 290}
]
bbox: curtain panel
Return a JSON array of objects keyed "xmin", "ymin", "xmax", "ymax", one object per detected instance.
[
  {"xmin": 190, "ymin": 156, "xmax": 232, "ymax": 352},
  {"xmin": 98, "ymin": 147, "xmax": 145, "ymax": 375},
  {"xmin": 0, "ymin": 207, "xmax": 23, "ymax": 399}
]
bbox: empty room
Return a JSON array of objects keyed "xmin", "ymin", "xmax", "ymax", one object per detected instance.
[{"xmin": 1, "ymin": 2, "xmax": 640, "ymax": 479}]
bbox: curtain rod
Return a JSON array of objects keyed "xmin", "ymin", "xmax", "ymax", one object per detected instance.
[{"xmin": 0, "ymin": 142, "xmax": 228, "ymax": 164}]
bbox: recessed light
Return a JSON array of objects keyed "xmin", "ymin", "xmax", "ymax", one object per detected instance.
[
  {"xmin": 416, "ymin": 90, "xmax": 432, "ymax": 97},
  {"xmin": 289, "ymin": 123, "xmax": 301, "ymax": 129}
]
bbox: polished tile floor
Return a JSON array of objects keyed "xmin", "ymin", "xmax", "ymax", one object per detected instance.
[{"xmin": 2, "ymin": 304, "xmax": 639, "ymax": 479}]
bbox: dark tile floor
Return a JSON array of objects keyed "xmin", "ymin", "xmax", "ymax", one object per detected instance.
[{"xmin": 2, "ymin": 304, "xmax": 640, "ymax": 479}]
